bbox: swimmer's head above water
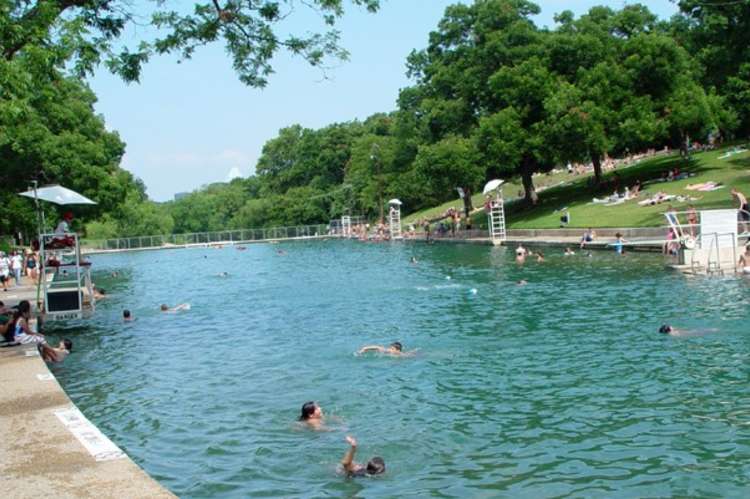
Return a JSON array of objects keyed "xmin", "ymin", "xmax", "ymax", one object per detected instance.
[
  {"xmin": 659, "ymin": 324, "xmax": 673, "ymax": 334},
  {"xmin": 389, "ymin": 342, "xmax": 403, "ymax": 352},
  {"xmin": 299, "ymin": 401, "xmax": 322, "ymax": 421}
]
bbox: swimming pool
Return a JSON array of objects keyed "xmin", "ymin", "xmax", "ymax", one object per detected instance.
[{"xmin": 48, "ymin": 241, "xmax": 750, "ymax": 497}]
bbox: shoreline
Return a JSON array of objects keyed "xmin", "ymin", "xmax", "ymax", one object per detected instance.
[{"xmin": 0, "ymin": 344, "xmax": 175, "ymax": 498}]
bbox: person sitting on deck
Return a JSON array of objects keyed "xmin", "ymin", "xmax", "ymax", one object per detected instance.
[
  {"xmin": 357, "ymin": 341, "xmax": 416, "ymax": 357},
  {"xmin": 340, "ymin": 436, "xmax": 386, "ymax": 478},
  {"xmin": 38, "ymin": 339, "xmax": 72, "ymax": 363},
  {"xmin": 160, "ymin": 303, "xmax": 190, "ymax": 312},
  {"xmin": 12, "ymin": 300, "xmax": 45, "ymax": 345}
]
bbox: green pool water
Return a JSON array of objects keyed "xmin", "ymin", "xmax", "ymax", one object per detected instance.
[{"xmin": 48, "ymin": 241, "xmax": 750, "ymax": 497}]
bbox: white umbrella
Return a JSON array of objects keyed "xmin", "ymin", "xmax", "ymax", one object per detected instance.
[
  {"xmin": 19, "ymin": 184, "xmax": 96, "ymax": 205},
  {"xmin": 483, "ymin": 179, "xmax": 505, "ymax": 195}
]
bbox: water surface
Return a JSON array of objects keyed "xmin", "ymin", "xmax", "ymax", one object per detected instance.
[{"xmin": 49, "ymin": 241, "xmax": 750, "ymax": 497}]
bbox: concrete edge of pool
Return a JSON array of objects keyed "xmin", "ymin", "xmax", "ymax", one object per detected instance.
[{"xmin": 0, "ymin": 346, "xmax": 175, "ymax": 499}]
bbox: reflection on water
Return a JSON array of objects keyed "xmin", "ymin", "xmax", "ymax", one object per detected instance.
[{"xmin": 48, "ymin": 242, "xmax": 750, "ymax": 497}]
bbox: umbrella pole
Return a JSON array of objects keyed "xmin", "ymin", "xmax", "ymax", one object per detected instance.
[{"xmin": 33, "ymin": 181, "xmax": 44, "ymax": 313}]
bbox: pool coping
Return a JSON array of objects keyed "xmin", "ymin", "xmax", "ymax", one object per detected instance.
[{"xmin": 0, "ymin": 345, "xmax": 175, "ymax": 498}]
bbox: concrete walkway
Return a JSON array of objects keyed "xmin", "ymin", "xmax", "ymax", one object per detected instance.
[{"xmin": 0, "ymin": 345, "xmax": 175, "ymax": 498}]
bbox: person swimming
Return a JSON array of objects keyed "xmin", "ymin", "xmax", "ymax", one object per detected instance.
[
  {"xmin": 515, "ymin": 245, "xmax": 527, "ymax": 264},
  {"xmin": 160, "ymin": 303, "xmax": 190, "ymax": 312},
  {"xmin": 659, "ymin": 324, "xmax": 717, "ymax": 337},
  {"xmin": 340, "ymin": 436, "xmax": 385, "ymax": 477},
  {"xmin": 299, "ymin": 401, "xmax": 324, "ymax": 429},
  {"xmin": 564, "ymin": 247, "xmax": 575, "ymax": 256},
  {"xmin": 357, "ymin": 341, "xmax": 416, "ymax": 357},
  {"xmin": 123, "ymin": 309, "xmax": 133, "ymax": 321}
]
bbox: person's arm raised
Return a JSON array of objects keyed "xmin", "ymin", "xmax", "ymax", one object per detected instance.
[{"xmin": 341, "ymin": 436, "xmax": 358, "ymax": 473}]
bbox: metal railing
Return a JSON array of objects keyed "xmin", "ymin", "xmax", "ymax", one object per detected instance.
[{"xmin": 83, "ymin": 224, "xmax": 332, "ymax": 252}]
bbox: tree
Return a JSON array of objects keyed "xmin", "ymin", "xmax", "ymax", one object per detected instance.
[
  {"xmin": 411, "ymin": 136, "xmax": 484, "ymax": 218},
  {"xmin": 1, "ymin": 0, "xmax": 380, "ymax": 87}
]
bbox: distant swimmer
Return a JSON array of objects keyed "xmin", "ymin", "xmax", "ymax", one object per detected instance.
[
  {"xmin": 160, "ymin": 303, "xmax": 190, "ymax": 312},
  {"xmin": 299, "ymin": 401, "xmax": 325, "ymax": 430},
  {"xmin": 659, "ymin": 324, "xmax": 718, "ymax": 337},
  {"xmin": 217, "ymin": 272, "xmax": 229, "ymax": 277},
  {"xmin": 340, "ymin": 436, "xmax": 386, "ymax": 477},
  {"xmin": 564, "ymin": 247, "xmax": 575, "ymax": 256},
  {"xmin": 536, "ymin": 251, "xmax": 545, "ymax": 263},
  {"xmin": 410, "ymin": 257, "xmax": 418, "ymax": 264},
  {"xmin": 277, "ymin": 249, "xmax": 287, "ymax": 255},
  {"xmin": 123, "ymin": 309, "xmax": 133, "ymax": 321},
  {"xmin": 516, "ymin": 279, "xmax": 528, "ymax": 286},
  {"xmin": 357, "ymin": 341, "xmax": 416, "ymax": 357},
  {"xmin": 515, "ymin": 245, "xmax": 528, "ymax": 264}
]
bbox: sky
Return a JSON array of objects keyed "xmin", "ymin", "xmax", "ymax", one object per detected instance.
[{"xmin": 89, "ymin": 0, "xmax": 678, "ymax": 202}]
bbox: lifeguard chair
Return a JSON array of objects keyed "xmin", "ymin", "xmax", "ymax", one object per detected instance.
[
  {"xmin": 388, "ymin": 199, "xmax": 403, "ymax": 239},
  {"xmin": 483, "ymin": 180, "xmax": 506, "ymax": 245}
]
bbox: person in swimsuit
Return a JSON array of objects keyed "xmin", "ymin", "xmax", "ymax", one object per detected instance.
[
  {"xmin": 340, "ymin": 436, "xmax": 385, "ymax": 477},
  {"xmin": 357, "ymin": 342, "xmax": 416, "ymax": 357},
  {"xmin": 39, "ymin": 339, "xmax": 72, "ymax": 363},
  {"xmin": 12, "ymin": 301, "xmax": 45, "ymax": 345},
  {"xmin": 739, "ymin": 244, "xmax": 750, "ymax": 274},
  {"xmin": 299, "ymin": 401, "xmax": 325, "ymax": 429},
  {"xmin": 613, "ymin": 233, "xmax": 626, "ymax": 255},
  {"xmin": 160, "ymin": 303, "xmax": 190, "ymax": 312},
  {"xmin": 515, "ymin": 245, "xmax": 527, "ymax": 264},
  {"xmin": 732, "ymin": 188, "xmax": 749, "ymax": 233}
]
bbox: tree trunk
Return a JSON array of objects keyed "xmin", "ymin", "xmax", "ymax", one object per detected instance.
[
  {"xmin": 520, "ymin": 157, "xmax": 538, "ymax": 205},
  {"xmin": 461, "ymin": 186, "xmax": 473, "ymax": 219},
  {"xmin": 591, "ymin": 151, "xmax": 603, "ymax": 185}
]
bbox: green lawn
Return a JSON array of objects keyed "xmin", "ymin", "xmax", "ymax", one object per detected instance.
[{"xmin": 403, "ymin": 144, "xmax": 750, "ymax": 230}]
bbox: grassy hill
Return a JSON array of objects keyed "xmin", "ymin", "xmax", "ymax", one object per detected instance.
[{"xmin": 402, "ymin": 144, "xmax": 750, "ymax": 230}]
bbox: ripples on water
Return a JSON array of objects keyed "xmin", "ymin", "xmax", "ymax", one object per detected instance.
[{"xmin": 48, "ymin": 241, "xmax": 750, "ymax": 497}]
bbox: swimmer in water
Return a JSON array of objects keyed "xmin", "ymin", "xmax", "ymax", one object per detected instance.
[
  {"xmin": 515, "ymin": 245, "xmax": 527, "ymax": 264},
  {"xmin": 340, "ymin": 436, "xmax": 386, "ymax": 477},
  {"xmin": 659, "ymin": 324, "xmax": 717, "ymax": 337},
  {"xmin": 410, "ymin": 256, "xmax": 418, "ymax": 264},
  {"xmin": 536, "ymin": 251, "xmax": 545, "ymax": 263},
  {"xmin": 516, "ymin": 279, "xmax": 528, "ymax": 286},
  {"xmin": 357, "ymin": 341, "xmax": 416, "ymax": 357},
  {"xmin": 299, "ymin": 401, "xmax": 324, "ymax": 429},
  {"xmin": 564, "ymin": 247, "xmax": 575, "ymax": 256},
  {"xmin": 217, "ymin": 272, "xmax": 229, "ymax": 277},
  {"xmin": 160, "ymin": 303, "xmax": 190, "ymax": 312},
  {"xmin": 123, "ymin": 309, "xmax": 133, "ymax": 321}
]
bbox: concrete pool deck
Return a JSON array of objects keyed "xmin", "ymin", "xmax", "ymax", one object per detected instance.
[{"xmin": 0, "ymin": 346, "xmax": 175, "ymax": 498}]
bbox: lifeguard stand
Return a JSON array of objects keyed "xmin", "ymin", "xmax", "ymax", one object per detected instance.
[
  {"xmin": 483, "ymin": 180, "xmax": 506, "ymax": 245},
  {"xmin": 668, "ymin": 209, "xmax": 739, "ymax": 275},
  {"xmin": 388, "ymin": 199, "xmax": 403, "ymax": 239},
  {"xmin": 39, "ymin": 232, "xmax": 95, "ymax": 319},
  {"xmin": 341, "ymin": 216, "xmax": 352, "ymax": 237}
]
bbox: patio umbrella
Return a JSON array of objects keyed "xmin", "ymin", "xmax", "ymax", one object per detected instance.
[
  {"xmin": 483, "ymin": 179, "xmax": 505, "ymax": 195},
  {"xmin": 19, "ymin": 184, "xmax": 97, "ymax": 205}
]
